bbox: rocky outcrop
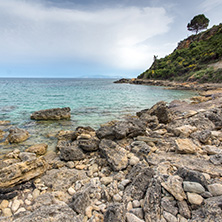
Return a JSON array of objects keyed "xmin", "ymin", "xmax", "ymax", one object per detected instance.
[
  {"xmin": 7, "ymin": 128, "xmax": 29, "ymax": 143},
  {"xmin": 0, "ymin": 156, "xmax": 47, "ymax": 188},
  {"xmin": 30, "ymin": 107, "xmax": 71, "ymax": 120}
]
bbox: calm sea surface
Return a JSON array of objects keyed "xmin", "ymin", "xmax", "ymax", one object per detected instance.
[{"xmin": 0, "ymin": 78, "xmax": 196, "ymax": 153}]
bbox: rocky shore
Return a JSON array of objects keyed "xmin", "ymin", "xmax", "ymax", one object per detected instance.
[
  {"xmin": 1, "ymin": 89, "xmax": 222, "ymax": 221},
  {"xmin": 114, "ymin": 78, "xmax": 222, "ymax": 92}
]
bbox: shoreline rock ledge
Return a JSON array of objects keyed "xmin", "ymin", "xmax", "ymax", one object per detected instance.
[{"xmin": 30, "ymin": 107, "xmax": 71, "ymax": 120}]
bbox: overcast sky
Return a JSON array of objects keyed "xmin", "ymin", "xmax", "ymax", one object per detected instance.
[{"xmin": 0, "ymin": 0, "xmax": 221, "ymax": 78}]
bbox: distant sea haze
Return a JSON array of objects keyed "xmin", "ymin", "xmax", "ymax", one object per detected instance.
[{"xmin": 0, "ymin": 78, "xmax": 196, "ymax": 128}]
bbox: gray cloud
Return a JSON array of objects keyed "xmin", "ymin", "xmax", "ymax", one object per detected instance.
[{"xmin": 0, "ymin": 0, "xmax": 173, "ymax": 69}]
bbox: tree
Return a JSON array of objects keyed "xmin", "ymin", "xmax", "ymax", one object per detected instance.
[{"xmin": 187, "ymin": 14, "xmax": 209, "ymax": 34}]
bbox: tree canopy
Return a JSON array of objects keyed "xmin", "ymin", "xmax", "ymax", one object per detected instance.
[{"xmin": 187, "ymin": 14, "xmax": 209, "ymax": 34}]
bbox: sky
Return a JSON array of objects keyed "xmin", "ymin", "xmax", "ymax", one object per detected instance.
[{"xmin": 0, "ymin": 0, "xmax": 221, "ymax": 78}]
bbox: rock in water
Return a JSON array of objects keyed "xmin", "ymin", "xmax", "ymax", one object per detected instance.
[
  {"xmin": 7, "ymin": 128, "xmax": 29, "ymax": 143},
  {"xmin": 30, "ymin": 107, "xmax": 71, "ymax": 120}
]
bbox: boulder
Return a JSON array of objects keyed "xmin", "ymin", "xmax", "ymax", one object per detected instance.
[
  {"xmin": 143, "ymin": 178, "xmax": 162, "ymax": 222},
  {"xmin": 0, "ymin": 156, "xmax": 47, "ymax": 188},
  {"xmin": 104, "ymin": 203, "xmax": 126, "ymax": 222},
  {"xmin": 7, "ymin": 128, "xmax": 29, "ymax": 143},
  {"xmin": 58, "ymin": 141, "xmax": 85, "ymax": 161},
  {"xmin": 13, "ymin": 203, "xmax": 83, "ymax": 222},
  {"xmin": 124, "ymin": 167, "xmax": 154, "ymax": 201},
  {"xmin": 69, "ymin": 190, "xmax": 91, "ymax": 214},
  {"xmin": 175, "ymin": 138, "xmax": 199, "ymax": 154},
  {"xmin": 176, "ymin": 167, "xmax": 208, "ymax": 189},
  {"xmin": 99, "ymin": 139, "xmax": 128, "ymax": 171},
  {"xmin": 77, "ymin": 136, "xmax": 100, "ymax": 151},
  {"xmin": 161, "ymin": 175, "xmax": 186, "ymax": 201},
  {"xmin": 183, "ymin": 181, "xmax": 205, "ymax": 194},
  {"xmin": 41, "ymin": 168, "xmax": 87, "ymax": 191},
  {"xmin": 143, "ymin": 101, "xmax": 172, "ymax": 124},
  {"xmin": 30, "ymin": 107, "xmax": 71, "ymax": 120},
  {"xmin": 25, "ymin": 144, "xmax": 48, "ymax": 155}
]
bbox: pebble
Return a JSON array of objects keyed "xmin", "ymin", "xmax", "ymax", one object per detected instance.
[
  {"xmin": 27, "ymin": 193, "xmax": 33, "ymax": 201},
  {"xmin": 75, "ymin": 164, "xmax": 87, "ymax": 170},
  {"xmin": 15, "ymin": 207, "xmax": 26, "ymax": 215},
  {"xmin": 126, "ymin": 212, "xmax": 144, "ymax": 222},
  {"xmin": 202, "ymin": 173, "xmax": 210, "ymax": 180},
  {"xmin": 85, "ymin": 206, "xmax": 93, "ymax": 218},
  {"xmin": 32, "ymin": 189, "xmax": 40, "ymax": 199},
  {"xmin": 98, "ymin": 204, "xmax": 106, "ymax": 213},
  {"xmin": 2, "ymin": 208, "xmax": 12, "ymax": 217},
  {"xmin": 12, "ymin": 199, "xmax": 21, "ymax": 213},
  {"xmin": 101, "ymin": 176, "xmax": 113, "ymax": 185},
  {"xmin": 129, "ymin": 156, "xmax": 140, "ymax": 165},
  {"xmin": 163, "ymin": 211, "xmax": 178, "ymax": 222},
  {"xmin": 120, "ymin": 179, "xmax": 131, "ymax": 187},
  {"xmin": 113, "ymin": 194, "xmax": 122, "ymax": 202},
  {"xmin": 25, "ymin": 199, "xmax": 32, "ymax": 206},
  {"xmin": 68, "ymin": 187, "xmax": 76, "ymax": 195},
  {"xmin": 0, "ymin": 200, "xmax": 9, "ymax": 209},
  {"xmin": 130, "ymin": 208, "xmax": 144, "ymax": 219},
  {"xmin": 132, "ymin": 200, "xmax": 141, "ymax": 208},
  {"xmin": 183, "ymin": 181, "xmax": 205, "ymax": 194},
  {"xmin": 187, "ymin": 192, "xmax": 203, "ymax": 205},
  {"xmin": 66, "ymin": 161, "xmax": 75, "ymax": 169},
  {"xmin": 208, "ymin": 183, "xmax": 222, "ymax": 196},
  {"xmin": 127, "ymin": 201, "xmax": 133, "ymax": 211}
]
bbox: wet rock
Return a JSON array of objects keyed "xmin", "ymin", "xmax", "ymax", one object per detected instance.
[
  {"xmin": 124, "ymin": 167, "xmax": 154, "ymax": 201},
  {"xmin": 104, "ymin": 203, "xmax": 126, "ymax": 222},
  {"xmin": 41, "ymin": 168, "xmax": 86, "ymax": 191},
  {"xmin": 208, "ymin": 183, "xmax": 222, "ymax": 196},
  {"xmin": 178, "ymin": 200, "xmax": 191, "ymax": 219},
  {"xmin": 161, "ymin": 175, "xmax": 186, "ymax": 201},
  {"xmin": 25, "ymin": 144, "xmax": 48, "ymax": 155},
  {"xmin": 143, "ymin": 177, "xmax": 162, "ymax": 222},
  {"xmin": 58, "ymin": 141, "xmax": 85, "ymax": 161},
  {"xmin": 99, "ymin": 139, "xmax": 128, "ymax": 171},
  {"xmin": 175, "ymin": 138, "xmax": 199, "ymax": 154},
  {"xmin": 13, "ymin": 203, "xmax": 83, "ymax": 222},
  {"xmin": 0, "ymin": 156, "xmax": 47, "ymax": 188},
  {"xmin": 18, "ymin": 152, "xmax": 36, "ymax": 162},
  {"xmin": 176, "ymin": 167, "xmax": 208, "ymax": 189},
  {"xmin": 30, "ymin": 107, "xmax": 71, "ymax": 120},
  {"xmin": 7, "ymin": 128, "xmax": 29, "ymax": 143},
  {"xmin": 209, "ymin": 154, "xmax": 222, "ymax": 165},
  {"xmin": 187, "ymin": 192, "xmax": 203, "ymax": 205},
  {"xmin": 183, "ymin": 181, "xmax": 205, "ymax": 194}
]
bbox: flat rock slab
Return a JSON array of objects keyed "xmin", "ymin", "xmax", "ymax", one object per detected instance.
[{"xmin": 30, "ymin": 107, "xmax": 71, "ymax": 120}]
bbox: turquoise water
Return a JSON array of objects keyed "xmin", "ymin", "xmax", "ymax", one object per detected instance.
[{"xmin": 0, "ymin": 78, "xmax": 196, "ymax": 152}]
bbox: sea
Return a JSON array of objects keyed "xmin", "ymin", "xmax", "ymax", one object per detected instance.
[{"xmin": 0, "ymin": 78, "xmax": 197, "ymax": 153}]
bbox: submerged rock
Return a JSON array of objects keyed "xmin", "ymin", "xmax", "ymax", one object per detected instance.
[
  {"xmin": 30, "ymin": 107, "xmax": 71, "ymax": 120},
  {"xmin": 7, "ymin": 128, "xmax": 29, "ymax": 143}
]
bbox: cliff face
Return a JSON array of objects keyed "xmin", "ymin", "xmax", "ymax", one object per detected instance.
[{"xmin": 138, "ymin": 24, "xmax": 222, "ymax": 83}]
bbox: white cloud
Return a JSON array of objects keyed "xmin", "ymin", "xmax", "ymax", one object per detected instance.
[
  {"xmin": 0, "ymin": 0, "xmax": 173, "ymax": 70},
  {"xmin": 201, "ymin": 0, "xmax": 222, "ymax": 12}
]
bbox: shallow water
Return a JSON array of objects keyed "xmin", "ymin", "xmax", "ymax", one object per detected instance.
[{"xmin": 0, "ymin": 78, "xmax": 197, "ymax": 153}]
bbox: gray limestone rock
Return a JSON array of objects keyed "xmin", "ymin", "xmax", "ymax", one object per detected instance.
[
  {"xmin": 104, "ymin": 203, "xmax": 126, "ymax": 222},
  {"xmin": 143, "ymin": 177, "xmax": 162, "ymax": 222}
]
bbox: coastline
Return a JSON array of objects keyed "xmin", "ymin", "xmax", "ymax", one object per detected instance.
[{"xmin": 1, "ymin": 84, "xmax": 222, "ymax": 221}]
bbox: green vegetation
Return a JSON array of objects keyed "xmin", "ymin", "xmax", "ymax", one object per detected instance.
[
  {"xmin": 187, "ymin": 14, "xmax": 209, "ymax": 34},
  {"xmin": 138, "ymin": 23, "xmax": 222, "ymax": 83}
]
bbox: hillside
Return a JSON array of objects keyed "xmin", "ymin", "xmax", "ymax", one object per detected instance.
[{"xmin": 138, "ymin": 24, "xmax": 222, "ymax": 83}]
